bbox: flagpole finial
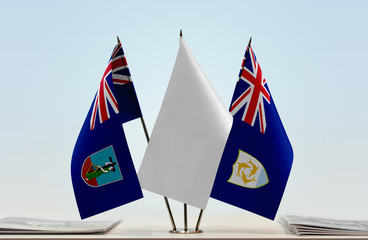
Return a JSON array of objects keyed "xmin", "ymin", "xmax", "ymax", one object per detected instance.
[
  {"xmin": 248, "ymin": 36, "xmax": 252, "ymax": 47},
  {"xmin": 180, "ymin": 29, "xmax": 183, "ymax": 37},
  {"xmin": 117, "ymin": 36, "xmax": 121, "ymax": 44}
]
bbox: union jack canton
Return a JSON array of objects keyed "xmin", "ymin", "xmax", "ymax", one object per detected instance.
[
  {"xmin": 90, "ymin": 43, "xmax": 133, "ymax": 130},
  {"xmin": 230, "ymin": 46, "xmax": 270, "ymax": 134}
]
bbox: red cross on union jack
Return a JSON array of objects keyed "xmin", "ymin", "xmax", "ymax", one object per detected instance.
[
  {"xmin": 110, "ymin": 42, "xmax": 132, "ymax": 85},
  {"xmin": 230, "ymin": 46, "xmax": 271, "ymax": 134},
  {"xmin": 89, "ymin": 62, "xmax": 119, "ymax": 131}
]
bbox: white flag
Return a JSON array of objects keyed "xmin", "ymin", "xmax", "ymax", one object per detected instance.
[{"xmin": 138, "ymin": 37, "xmax": 232, "ymax": 209}]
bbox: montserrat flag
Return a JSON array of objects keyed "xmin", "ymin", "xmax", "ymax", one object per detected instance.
[
  {"xmin": 71, "ymin": 40, "xmax": 143, "ymax": 219},
  {"xmin": 211, "ymin": 41, "xmax": 293, "ymax": 220}
]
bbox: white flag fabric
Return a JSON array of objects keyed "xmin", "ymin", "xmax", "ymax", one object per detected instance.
[{"xmin": 138, "ymin": 37, "xmax": 232, "ymax": 209}]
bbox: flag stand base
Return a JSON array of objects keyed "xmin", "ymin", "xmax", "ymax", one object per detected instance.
[
  {"xmin": 168, "ymin": 204, "xmax": 204, "ymax": 234},
  {"xmin": 169, "ymin": 229, "xmax": 203, "ymax": 234}
]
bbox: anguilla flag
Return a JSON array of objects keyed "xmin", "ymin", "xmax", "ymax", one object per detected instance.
[
  {"xmin": 210, "ymin": 42, "xmax": 293, "ymax": 220},
  {"xmin": 71, "ymin": 41, "xmax": 143, "ymax": 219}
]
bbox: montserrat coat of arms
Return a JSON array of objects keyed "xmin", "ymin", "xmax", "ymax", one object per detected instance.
[{"xmin": 228, "ymin": 150, "xmax": 269, "ymax": 188}]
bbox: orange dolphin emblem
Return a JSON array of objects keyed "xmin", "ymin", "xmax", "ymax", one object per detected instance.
[
  {"xmin": 236, "ymin": 162, "xmax": 251, "ymax": 176},
  {"xmin": 241, "ymin": 171, "xmax": 256, "ymax": 185},
  {"xmin": 248, "ymin": 159, "xmax": 259, "ymax": 177},
  {"xmin": 228, "ymin": 150, "xmax": 269, "ymax": 189}
]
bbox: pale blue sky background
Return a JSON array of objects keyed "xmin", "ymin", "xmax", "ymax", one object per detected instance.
[{"xmin": 0, "ymin": 0, "xmax": 368, "ymax": 223}]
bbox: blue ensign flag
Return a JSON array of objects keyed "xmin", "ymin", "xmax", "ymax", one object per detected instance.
[
  {"xmin": 71, "ymin": 42, "xmax": 143, "ymax": 219},
  {"xmin": 210, "ymin": 44, "xmax": 293, "ymax": 220}
]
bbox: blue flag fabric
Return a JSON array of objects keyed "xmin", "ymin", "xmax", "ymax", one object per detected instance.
[
  {"xmin": 210, "ymin": 45, "xmax": 293, "ymax": 220},
  {"xmin": 71, "ymin": 42, "xmax": 143, "ymax": 219}
]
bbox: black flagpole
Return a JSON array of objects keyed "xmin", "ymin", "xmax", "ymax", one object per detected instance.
[
  {"xmin": 195, "ymin": 209, "xmax": 203, "ymax": 231},
  {"xmin": 180, "ymin": 29, "xmax": 190, "ymax": 233},
  {"xmin": 179, "ymin": 29, "xmax": 203, "ymax": 234},
  {"xmin": 139, "ymin": 116, "xmax": 177, "ymax": 231},
  {"xmin": 116, "ymin": 36, "xmax": 177, "ymax": 231}
]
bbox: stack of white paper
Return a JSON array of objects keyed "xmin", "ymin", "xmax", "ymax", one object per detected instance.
[
  {"xmin": 280, "ymin": 215, "xmax": 368, "ymax": 236},
  {"xmin": 0, "ymin": 216, "xmax": 119, "ymax": 234}
]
